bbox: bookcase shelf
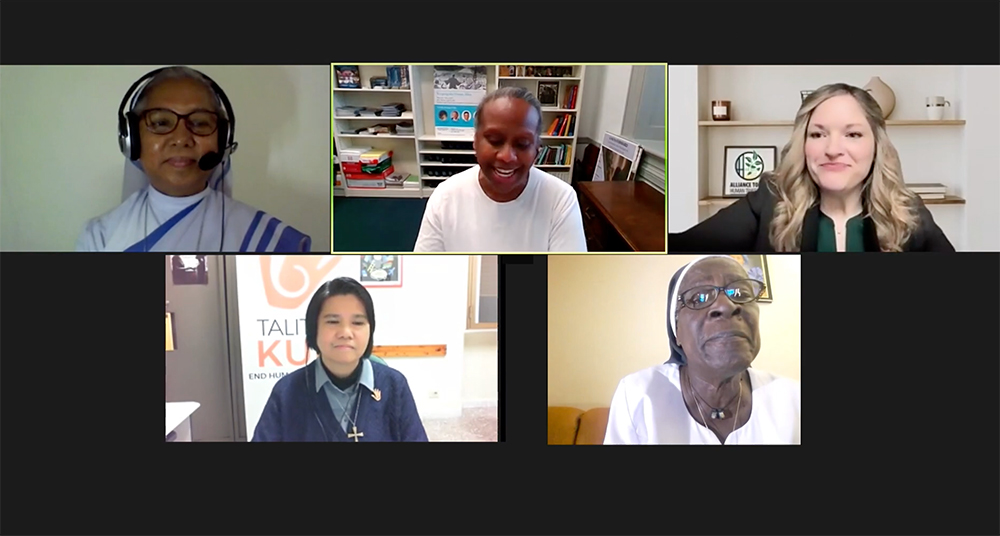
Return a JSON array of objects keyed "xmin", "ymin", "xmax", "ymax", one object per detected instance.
[
  {"xmin": 499, "ymin": 76, "xmax": 581, "ymax": 82},
  {"xmin": 333, "ymin": 88, "xmax": 411, "ymax": 93},
  {"xmin": 333, "ymin": 64, "xmax": 586, "ymax": 198}
]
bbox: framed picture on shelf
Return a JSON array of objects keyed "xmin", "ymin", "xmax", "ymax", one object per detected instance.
[
  {"xmin": 537, "ymin": 82, "xmax": 559, "ymax": 107},
  {"xmin": 727, "ymin": 255, "xmax": 772, "ymax": 302},
  {"xmin": 723, "ymin": 146, "xmax": 777, "ymax": 198},
  {"xmin": 503, "ymin": 65, "xmax": 517, "ymax": 77},
  {"xmin": 334, "ymin": 65, "xmax": 360, "ymax": 88},
  {"xmin": 360, "ymin": 255, "xmax": 402, "ymax": 288}
]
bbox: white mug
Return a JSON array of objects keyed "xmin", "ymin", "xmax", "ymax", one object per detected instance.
[{"xmin": 926, "ymin": 96, "xmax": 951, "ymax": 120}]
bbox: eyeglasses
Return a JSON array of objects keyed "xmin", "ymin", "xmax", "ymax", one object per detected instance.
[
  {"xmin": 677, "ymin": 279, "xmax": 766, "ymax": 311},
  {"xmin": 142, "ymin": 108, "xmax": 219, "ymax": 136}
]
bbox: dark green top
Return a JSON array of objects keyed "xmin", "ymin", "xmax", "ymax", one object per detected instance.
[{"xmin": 817, "ymin": 213, "xmax": 866, "ymax": 252}]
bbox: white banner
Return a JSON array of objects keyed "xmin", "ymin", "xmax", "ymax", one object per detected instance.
[{"xmin": 235, "ymin": 255, "xmax": 406, "ymax": 440}]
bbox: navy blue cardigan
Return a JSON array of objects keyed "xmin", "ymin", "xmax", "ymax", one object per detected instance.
[{"xmin": 252, "ymin": 360, "xmax": 428, "ymax": 442}]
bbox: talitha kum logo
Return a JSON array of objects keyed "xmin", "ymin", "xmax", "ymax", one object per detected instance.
[{"xmin": 260, "ymin": 256, "xmax": 342, "ymax": 309}]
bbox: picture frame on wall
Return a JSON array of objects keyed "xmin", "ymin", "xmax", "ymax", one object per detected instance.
[
  {"xmin": 723, "ymin": 146, "xmax": 777, "ymax": 198},
  {"xmin": 170, "ymin": 255, "xmax": 208, "ymax": 285},
  {"xmin": 727, "ymin": 254, "xmax": 772, "ymax": 302},
  {"xmin": 360, "ymin": 255, "xmax": 402, "ymax": 287}
]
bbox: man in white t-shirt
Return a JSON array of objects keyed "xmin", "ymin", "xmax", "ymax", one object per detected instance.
[{"xmin": 413, "ymin": 87, "xmax": 587, "ymax": 252}]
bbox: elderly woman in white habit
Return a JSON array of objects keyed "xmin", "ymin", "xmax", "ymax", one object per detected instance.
[
  {"xmin": 76, "ymin": 66, "xmax": 311, "ymax": 252},
  {"xmin": 605, "ymin": 255, "xmax": 801, "ymax": 445}
]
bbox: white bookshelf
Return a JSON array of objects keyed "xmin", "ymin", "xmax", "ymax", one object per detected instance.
[
  {"xmin": 333, "ymin": 64, "xmax": 586, "ymax": 198},
  {"xmin": 332, "ymin": 65, "xmax": 425, "ymax": 199},
  {"xmin": 495, "ymin": 65, "xmax": 585, "ymax": 185}
]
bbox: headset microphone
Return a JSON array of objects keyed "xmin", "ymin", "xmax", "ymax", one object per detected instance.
[{"xmin": 199, "ymin": 151, "xmax": 223, "ymax": 171}]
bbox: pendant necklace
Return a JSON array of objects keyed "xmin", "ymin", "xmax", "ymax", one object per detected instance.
[
  {"xmin": 332, "ymin": 388, "xmax": 364, "ymax": 442},
  {"xmin": 685, "ymin": 369, "xmax": 741, "ymax": 419},
  {"xmin": 686, "ymin": 370, "xmax": 743, "ymax": 443}
]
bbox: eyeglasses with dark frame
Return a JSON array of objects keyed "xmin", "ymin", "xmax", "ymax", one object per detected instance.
[
  {"xmin": 142, "ymin": 108, "xmax": 219, "ymax": 136},
  {"xmin": 677, "ymin": 279, "xmax": 766, "ymax": 311}
]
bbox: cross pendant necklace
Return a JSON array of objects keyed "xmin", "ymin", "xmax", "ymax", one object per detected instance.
[{"xmin": 334, "ymin": 388, "xmax": 364, "ymax": 442}]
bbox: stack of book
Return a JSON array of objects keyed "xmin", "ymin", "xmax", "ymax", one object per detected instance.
[
  {"xmin": 562, "ymin": 85, "xmax": 579, "ymax": 109},
  {"xmin": 907, "ymin": 183, "xmax": 947, "ymax": 201},
  {"xmin": 335, "ymin": 105, "xmax": 363, "ymax": 117},
  {"xmin": 386, "ymin": 66, "xmax": 410, "ymax": 89},
  {"xmin": 545, "ymin": 114, "xmax": 575, "ymax": 136},
  {"xmin": 534, "ymin": 144, "xmax": 572, "ymax": 166},
  {"xmin": 380, "ymin": 103, "xmax": 407, "ymax": 117},
  {"xmin": 342, "ymin": 149, "xmax": 395, "ymax": 189},
  {"xmin": 395, "ymin": 121, "xmax": 415, "ymax": 136}
]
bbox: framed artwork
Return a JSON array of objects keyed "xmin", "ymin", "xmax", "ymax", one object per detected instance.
[
  {"xmin": 334, "ymin": 65, "xmax": 361, "ymax": 88},
  {"xmin": 537, "ymin": 82, "xmax": 559, "ymax": 106},
  {"xmin": 723, "ymin": 146, "xmax": 777, "ymax": 198},
  {"xmin": 503, "ymin": 65, "xmax": 517, "ymax": 77},
  {"xmin": 361, "ymin": 255, "xmax": 402, "ymax": 287},
  {"xmin": 170, "ymin": 255, "xmax": 208, "ymax": 285},
  {"xmin": 728, "ymin": 255, "xmax": 772, "ymax": 302}
]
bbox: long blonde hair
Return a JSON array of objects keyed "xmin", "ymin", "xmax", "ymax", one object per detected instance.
[{"xmin": 768, "ymin": 83, "xmax": 920, "ymax": 251}]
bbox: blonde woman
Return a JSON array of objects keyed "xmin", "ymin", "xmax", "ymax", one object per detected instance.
[{"xmin": 669, "ymin": 83, "xmax": 954, "ymax": 252}]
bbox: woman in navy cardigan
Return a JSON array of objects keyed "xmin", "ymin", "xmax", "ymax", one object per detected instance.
[{"xmin": 252, "ymin": 277, "xmax": 428, "ymax": 442}]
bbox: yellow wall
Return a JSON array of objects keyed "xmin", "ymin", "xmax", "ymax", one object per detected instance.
[{"xmin": 547, "ymin": 254, "xmax": 801, "ymax": 409}]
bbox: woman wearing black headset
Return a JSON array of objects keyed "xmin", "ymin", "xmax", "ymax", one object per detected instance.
[{"xmin": 75, "ymin": 66, "xmax": 312, "ymax": 252}]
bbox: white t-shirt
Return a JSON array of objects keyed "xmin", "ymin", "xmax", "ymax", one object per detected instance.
[
  {"xmin": 413, "ymin": 165, "xmax": 587, "ymax": 252},
  {"xmin": 604, "ymin": 363, "xmax": 801, "ymax": 445}
]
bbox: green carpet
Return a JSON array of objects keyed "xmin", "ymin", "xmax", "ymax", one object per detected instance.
[{"xmin": 332, "ymin": 197, "xmax": 428, "ymax": 252}]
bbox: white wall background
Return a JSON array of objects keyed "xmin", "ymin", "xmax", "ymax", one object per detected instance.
[
  {"xmin": 667, "ymin": 65, "xmax": 1000, "ymax": 251},
  {"xmin": 0, "ymin": 65, "xmax": 331, "ymax": 251},
  {"xmin": 234, "ymin": 254, "xmax": 497, "ymax": 439},
  {"xmin": 547, "ymin": 254, "xmax": 801, "ymax": 409},
  {"xmin": 577, "ymin": 65, "xmax": 633, "ymax": 143}
]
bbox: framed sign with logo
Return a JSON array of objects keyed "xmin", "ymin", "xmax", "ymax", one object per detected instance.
[{"xmin": 723, "ymin": 146, "xmax": 777, "ymax": 198}]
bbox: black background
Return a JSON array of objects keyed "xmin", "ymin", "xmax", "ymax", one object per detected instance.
[
  {"xmin": 2, "ymin": 0, "xmax": 999, "ymax": 534},
  {"xmin": 1, "ymin": 253, "xmax": 997, "ymax": 535}
]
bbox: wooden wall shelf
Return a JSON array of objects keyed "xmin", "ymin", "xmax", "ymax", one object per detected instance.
[
  {"xmin": 698, "ymin": 120, "xmax": 966, "ymax": 127},
  {"xmin": 372, "ymin": 344, "xmax": 446, "ymax": 358},
  {"xmin": 699, "ymin": 195, "xmax": 966, "ymax": 206}
]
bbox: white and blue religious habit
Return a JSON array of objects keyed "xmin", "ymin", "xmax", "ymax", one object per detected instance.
[
  {"xmin": 252, "ymin": 358, "xmax": 428, "ymax": 442},
  {"xmin": 75, "ymin": 159, "xmax": 311, "ymax": 252}
]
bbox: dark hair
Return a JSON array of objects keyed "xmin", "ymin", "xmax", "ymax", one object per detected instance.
[
  {"xmin": 304, "ymin": 277, "xmax": 376, "ymax": 360},
  {"xmin": 474, "ymin": 86, "xmax": 544, "ymax": 142}
]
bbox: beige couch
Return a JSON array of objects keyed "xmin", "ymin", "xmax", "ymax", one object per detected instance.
[{"xmin": 547, "ymin": 406, "xmax": 610, "ymax": 445}]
